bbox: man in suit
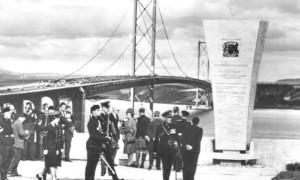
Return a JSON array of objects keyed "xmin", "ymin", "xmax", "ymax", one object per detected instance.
[
  {"xmin": 171, "ymin": 106, "xmax": 182, "ymax": 124},
  {"xmin": 7, "ymin": 113, "xmax": 30, "ymax": 176},
  {"xmin": 181, "ymin": 117, "xmax": 203, "ymax": 180},
  {"xmin": 174, "ymin": 110, "xmax": 191, "ymax": 172},
  {"xmin": 147, "ymin": 111, "xmax": 163, "ymax": 170},
  {"xmin": 135, "ymin": 107, "xmax": 150, "ymax": 168}
]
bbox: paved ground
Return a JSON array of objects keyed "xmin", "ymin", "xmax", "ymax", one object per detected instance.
[{"xmin": 9, "ymin": 160, "xmax": 275, "ymax": 180}]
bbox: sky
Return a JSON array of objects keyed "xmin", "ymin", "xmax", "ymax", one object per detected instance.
[{"xmin": 0, "ymin": 0, "xmax": 299, "ymax": 82}]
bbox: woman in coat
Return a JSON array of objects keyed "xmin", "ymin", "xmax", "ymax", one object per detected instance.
[
  {"xmin": 123, "ymin": 108, "xmax": 136, "ymax": 167},
  {"xmin": 43, "ymin": 111, "xmax": 64, "ymax": 180}
]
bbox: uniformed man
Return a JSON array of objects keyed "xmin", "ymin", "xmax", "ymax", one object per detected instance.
[
  {"xmin": 100, "ymin": 101, "xmax": 118, "ymax": 176},
  {"xmin": 85, "ymin": 105, "xmax": 123, "ymax": 180},
  {"xmin": 0, "ymin": 107, "xmax": 14, "ymax": 180},
  {"xmin": 181, "ymin": 117, "xmax": 203, "ymax": 180},
  {"xmin": 156, "ymin": 110, "xmax": 178, "ymax": 180},
  {"xmin": 174, "ymin": 110, "xmax": 191, "ymax": 172}
]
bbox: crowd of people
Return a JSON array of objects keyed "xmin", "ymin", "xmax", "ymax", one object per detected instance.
[
  {"xmin": 1, "ymin": 101, "xmax": 203, "ymax": 180},
  {"xmin": 117, "ymin": 106, "xmax": 203, "ymax": 180},
  {"xmin": 85, "ymin": 103, "xmax": 203, "ymax": 180},
  {"xmin": 0, "ymin": 102, "xmax": 76, "ymax": 180}
]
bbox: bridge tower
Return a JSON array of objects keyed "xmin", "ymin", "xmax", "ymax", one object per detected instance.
[
  {"xmin": 132, "ymin": 0, "xmax": 157, "ymax": 114},
  {"xmin": 196, "ymin": 41, "xmax": 210, "ymax": 106}
]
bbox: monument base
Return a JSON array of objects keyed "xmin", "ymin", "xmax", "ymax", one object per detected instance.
[{"xmin": 212, "ymin": 141, "xmax": 256, "ymax": 164}]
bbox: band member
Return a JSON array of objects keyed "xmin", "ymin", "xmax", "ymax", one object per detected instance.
[
  {"xmin": 0, "ymin": 107, "xmax": 14, "ymax": 180},
  {"xmin": 64, "ymin": 111, "xmax": 75, "ymax": 162},
  {"xmin": 36, "ymin": 106, "xmax": 55, "ymax": 180},
  {"xmin": 174, "ymin": 110, "xmax": 191, "ymax": 172},
  {"xmin": 23, "ymin": 102, "xmax": 37, "ymax": 160},
  {"xmin": 147, "ymin": 111, "xmax": 163, "ymax": 170},
  {"xmin": 7, "ymin": 113, "xmax": 30, "ymax": 177},
  {"xmin": 181, "ymin": 117, "xmax": 203, "ymax": 180},
  {"xmin": 85, "ymin": 105, "xmax": 123, "ymax": 180},
  {"xmin": 43, "ymin": 111, "xmax": 64, "ymax": 180},
  {"xmin": 156, "ymin": 110, "xmax": 178, "ymax": 180}
]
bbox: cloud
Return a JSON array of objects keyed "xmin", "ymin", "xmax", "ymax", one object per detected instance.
[{"xmin": 0, "ymin": 0, "xmax": 132, "ymax": 39}]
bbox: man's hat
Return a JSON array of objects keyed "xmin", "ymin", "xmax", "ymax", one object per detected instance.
[
  {"xmin": 2, "ymin": 107, "xmax": 10, "ymax": 114},
  {"xmin": 101, "ymin": 101, "xmax": 110, "ymax": 109},
  {"xmin": 181, "ymin": 110, "xmax": 190, "ymax": 117},
  {"xmin": 162, "ymin": 110, "xmax": 172, "ymax": 118}
]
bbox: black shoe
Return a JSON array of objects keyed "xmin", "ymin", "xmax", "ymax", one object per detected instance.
[
  {"xmin": 156, "ymin": 167, "xmax": 161, "ymax": 170},
  {"xmin": 148, "ymin": 166, "xmax": 152, "ymax": 170},
  {"xmin": 13, "ymin": 173, "xmax": 21, "ymax": 177},
  {"xmin": 140, "ymin": 164, "xmax": 144, "ymax": 168},
  {"xmin": 36, "ymin": 174, "xmax": 42, "ymax": 180},
  {"xmin": 129, "ymin": 163, "xmax": 137, "ymax": 167}
]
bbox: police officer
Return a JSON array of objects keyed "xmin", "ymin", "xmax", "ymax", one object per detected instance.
[
  {"xmin": 175, "ymin": 110, "xmax": 191, "ymax": 172},
  {"xmin": 85, "ymin": 105, "xmax": 123, "ymax": 180},
  {"xmin": 0, "ymin": 107, "xmax": 14, "ymax": 180},
  {"xmin": 156, "ymin": 110, "xmax": 178, "ymax": 180}
]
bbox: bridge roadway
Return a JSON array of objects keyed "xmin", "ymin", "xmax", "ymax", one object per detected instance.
[
  {"xmin": 0, "ymin": 75, "xmax": 211, "ymax": 97},
  {"xmin": 0, "ymin": 75, "xmax": 211, "ymax": 132}
]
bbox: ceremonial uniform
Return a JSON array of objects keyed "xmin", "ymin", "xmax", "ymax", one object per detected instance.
[
  {"xmin": 85, "ymin": 115, "xmax": 121, "ymax": 180},
  {"xmin": 157, "ymin": 116, "xmax": 178, "ymax": 180},
  {"xmin": 43, "ymin": 123, "xmax": 64, "ymax": 168},
  {"xmin": 181, "ymin": 123, "xmax": 203, "ymax": 180},
  {"xmin": 0, "ymin": 115, "xmax": 14, "ymax": 180},
  {"xmin": 63, "ymin": 115, "xmax": 75, "ymax": 161},
  {"xmin": 22, "ymin": 112, "xmax": 36, "ymax": 160}
]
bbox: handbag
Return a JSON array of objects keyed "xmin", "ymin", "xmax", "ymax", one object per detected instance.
[{"xmin": 126, "ymin": 133, "xmax": 136, "ymax": 144}]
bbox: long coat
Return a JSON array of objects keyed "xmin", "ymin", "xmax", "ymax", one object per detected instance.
[
  {"xmin": 123, "ymin": 117, "xmax": 136, "ymax": 154},
  {"xmin": 44, "ymin": 123, "xmax": 64, "ymax": 167}
]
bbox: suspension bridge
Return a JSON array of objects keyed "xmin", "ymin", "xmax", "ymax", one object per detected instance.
[{"xmin": 0, "ymin": 0, "xmax": 211, "ymax": 131}]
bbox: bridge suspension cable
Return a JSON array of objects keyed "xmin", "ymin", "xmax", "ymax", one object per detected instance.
[
  {"xmin": 157, "ymin": 2, "xmax": 188, "ymax": 77},
  {"xmin": 96, "ymin": 37, "xmax": 134, "ymax": 77},
  {"xmin": 54, "ymin": 1, "xmax": 132, "ymax": 81}
]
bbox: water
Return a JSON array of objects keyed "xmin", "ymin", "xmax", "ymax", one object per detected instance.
[{"xmin": 84, "ymin": 99, "xmax": 300, "ymax": 139}]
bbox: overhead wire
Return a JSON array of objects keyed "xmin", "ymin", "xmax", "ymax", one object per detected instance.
[
  {"xmin": 136, "ymin": 2, "xmax": 172, "ymax": 76},
  {"xmin": 157, "ymin": 2, "xmax": 188, "ymax": 77},
  {"xmin": 96, "ymin": 37, "xmax": 134, "ymax": 77},
  {"xmin": 54, "ymin": 0, "xmax": 132, "ymax": 81}
]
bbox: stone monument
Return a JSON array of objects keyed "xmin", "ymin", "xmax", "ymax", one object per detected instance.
[{"xmin": 203, "ymin": 20, "xmax": 268, "ymax": 159}]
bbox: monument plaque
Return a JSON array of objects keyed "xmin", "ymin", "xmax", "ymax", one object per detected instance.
[{"xmin": 204, "ymin": 20, "xmax": 268, "ymax": 151}]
